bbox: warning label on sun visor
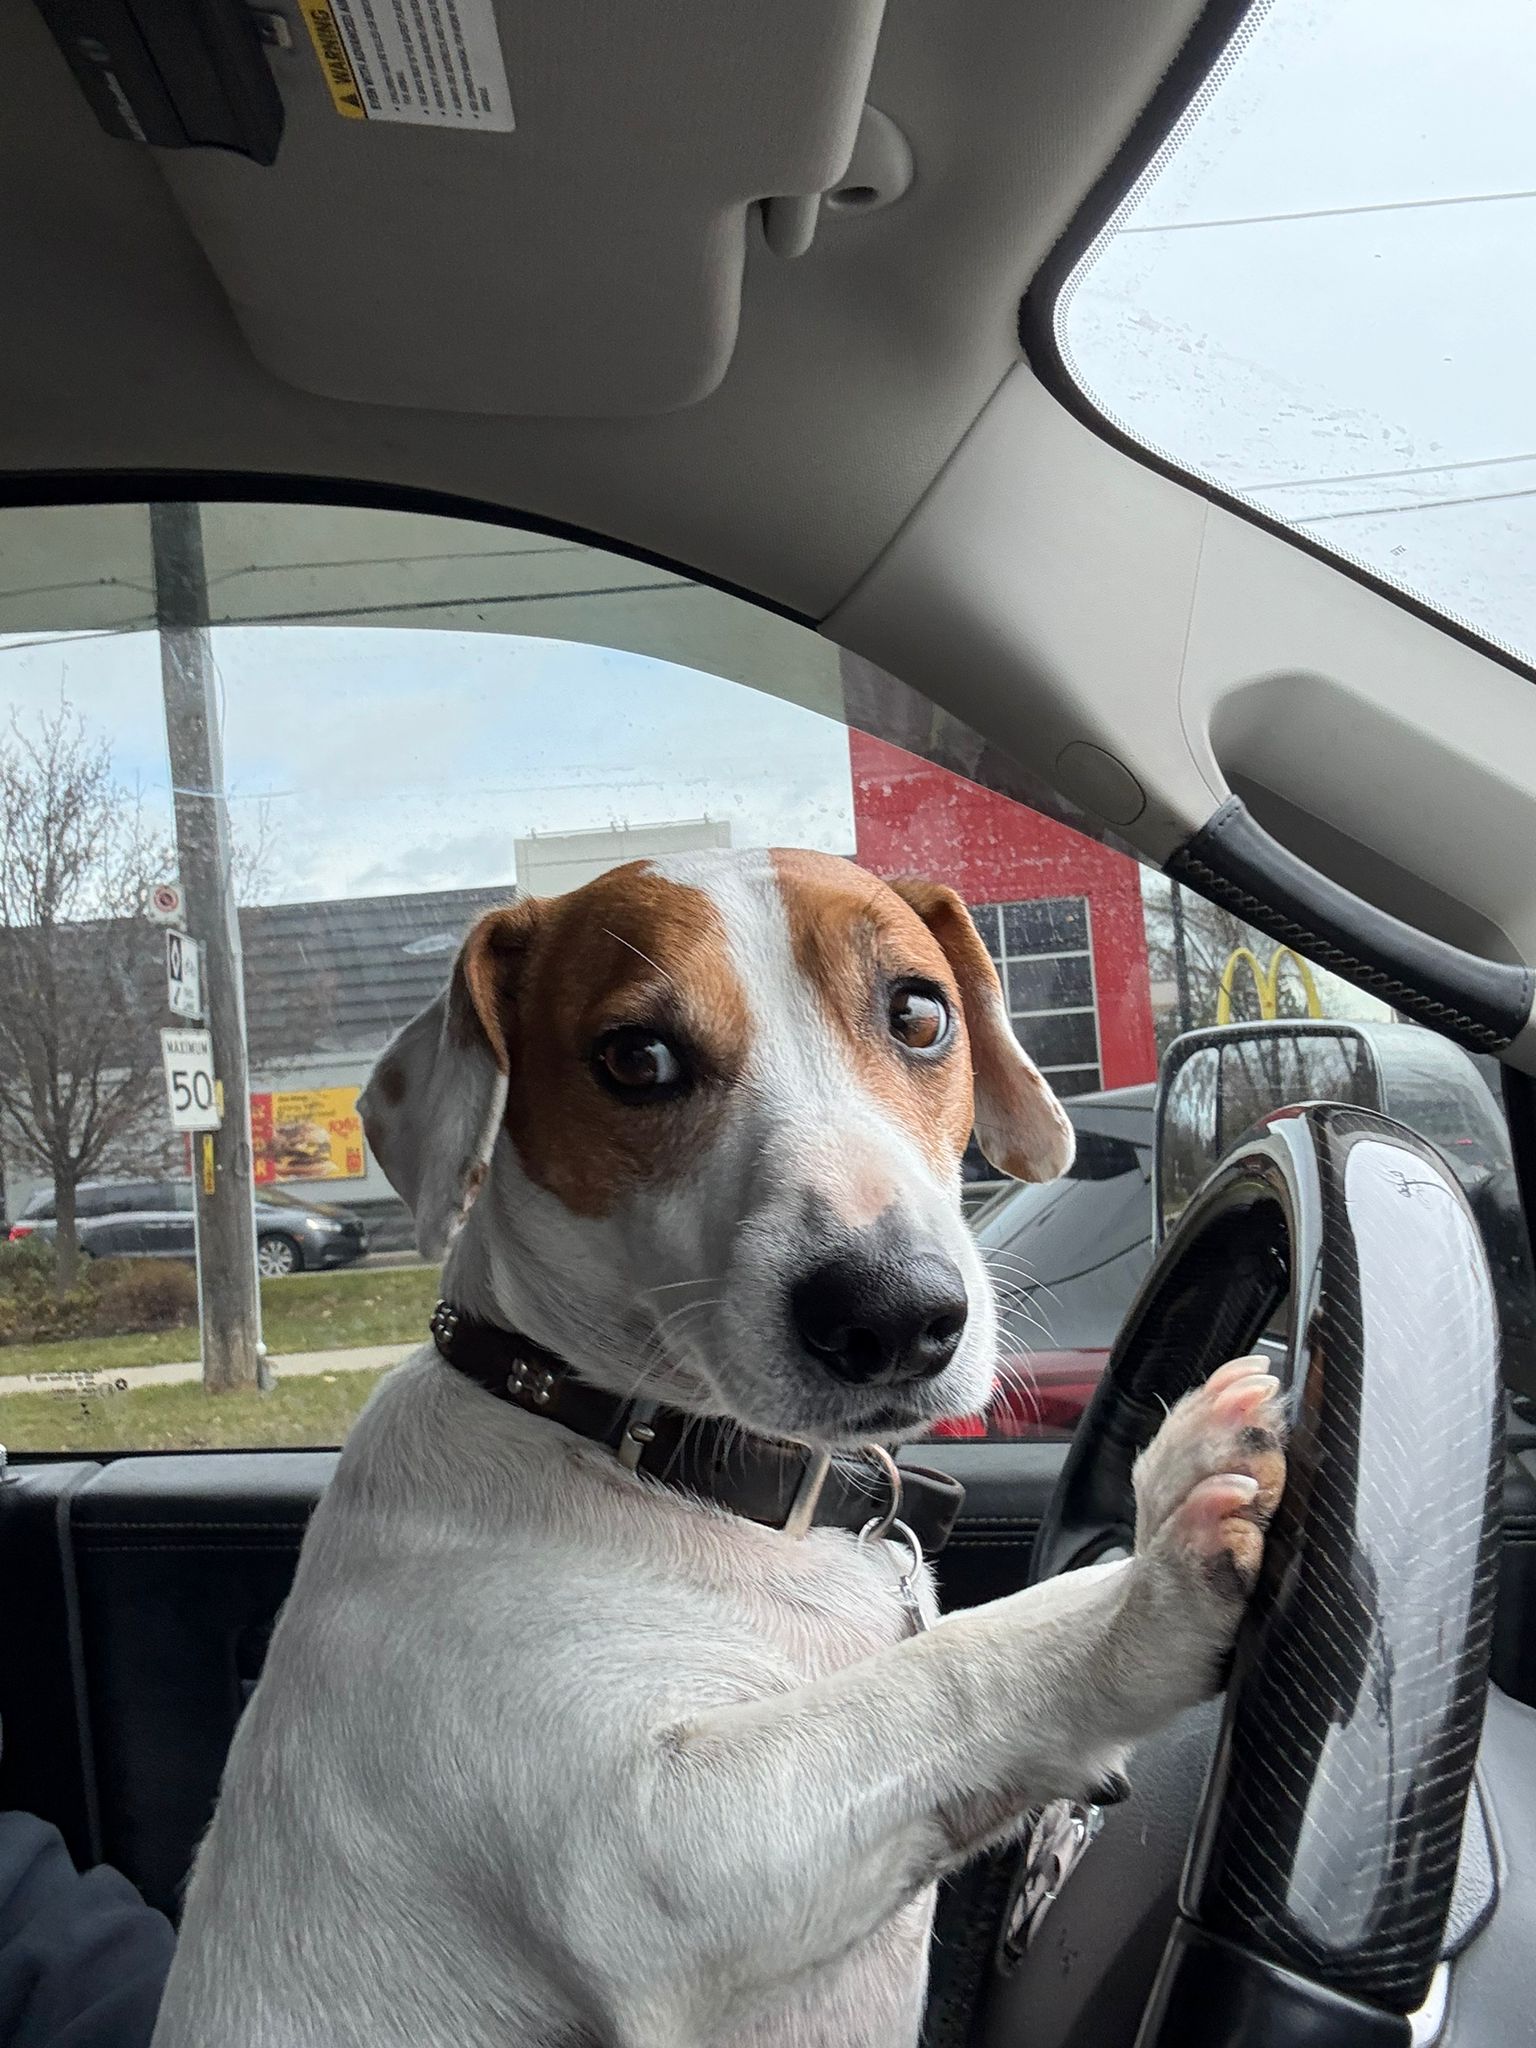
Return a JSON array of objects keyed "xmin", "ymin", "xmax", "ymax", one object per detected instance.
[{"xmin": 301, "ymin": 0, "xmax": 515, "ymax": 131}]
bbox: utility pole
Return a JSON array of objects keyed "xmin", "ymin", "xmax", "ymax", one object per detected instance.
[{"xmin": 151, "ymin": 502, "xmax": 265, "ymax": 1394}]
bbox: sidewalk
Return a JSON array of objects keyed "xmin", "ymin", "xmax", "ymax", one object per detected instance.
[{"xmin": 0, "ymin": 1342, "xmax": 414, "ymax": 1398}]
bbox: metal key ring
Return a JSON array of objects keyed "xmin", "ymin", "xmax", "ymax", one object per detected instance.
[
  {"xmin": 856, "ymin": 1442, "xmax": 904, "ymax": 1545},
  {"xmin": 856, "ymin": 1515, "xmax": 924, "ymax": 1580}
]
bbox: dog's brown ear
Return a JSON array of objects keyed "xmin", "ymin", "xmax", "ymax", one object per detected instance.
[
  {"xmin": 359, "ymin": 899, "xmax": 542, "ymax": 1259},
  {"xmin": 888, "ymin": 879, "xmax": 1075, "ymax": 1183}
]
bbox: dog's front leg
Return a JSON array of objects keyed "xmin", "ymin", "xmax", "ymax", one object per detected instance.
[{"xmin": 618, "ymin": 1361, "xmax": 1283, "ymax": 2042}]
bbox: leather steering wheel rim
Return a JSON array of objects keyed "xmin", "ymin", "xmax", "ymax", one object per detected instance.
[{"xmin": 1028, "ymin": 1103, "xmax": 1503, "ymax": 2041}]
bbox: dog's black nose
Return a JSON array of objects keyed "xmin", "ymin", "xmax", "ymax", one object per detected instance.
[{"xmin": 791, "ymin": 1251, "xmax": 968, "ymax": 1386}]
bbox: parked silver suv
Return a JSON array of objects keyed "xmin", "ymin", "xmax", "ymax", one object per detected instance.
[{"xmin": 9, "ymin": 1180, "xmax": 368, "ymax": 1277}]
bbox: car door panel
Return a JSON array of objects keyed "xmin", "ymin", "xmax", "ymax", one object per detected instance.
[
  {"xmin": 67, "ymin": 1455, "xmax": 334, "ymax": 1914},
  {"xmin": 159, "ymin": 1214, "xmax": 196, "ymax": 1256},
  {"xmin": 159, "ymin": 1187, "xmax": 197, "ymax": 1258},
  {"xmin": 4, "ymin": 1439, "xmax": 1534, "ymax": 1921},
  {"xmin": 86, "ymin": 1185, "xmax": 157, "ymax": 1258}
]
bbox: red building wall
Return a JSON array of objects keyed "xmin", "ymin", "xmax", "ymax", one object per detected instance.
[{"xmin": 848, "ymin": 730, "xmax": 1157, "ymax": 1090}]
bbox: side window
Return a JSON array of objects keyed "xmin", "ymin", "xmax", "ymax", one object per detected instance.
[
  {"xmin": 0, "ymin": 500, "xmax": 1163, "ymax": 1451},
  {"xmin": 1051, "ymin": 0, "xmax": 1536, "ymax": 678},
  {"xmin": 1068, "ymin": 1132, "xmax": 1143, "ymax": 1182}
]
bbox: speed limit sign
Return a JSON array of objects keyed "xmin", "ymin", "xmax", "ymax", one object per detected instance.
[{"xmin": 160, "ymin": 1028, "xmax": 222, "ymax": 1131}]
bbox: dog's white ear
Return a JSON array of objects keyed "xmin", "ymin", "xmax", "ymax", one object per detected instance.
[
  {"xmin": 359, "ymin": 900, "xmax": 542, "ymax": 1260},
  {"xmin": 888, "ymin": 879, "xmax": 1075, "ymax": 1183}
]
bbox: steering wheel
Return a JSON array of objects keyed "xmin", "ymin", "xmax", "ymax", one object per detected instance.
[{"xmin": 989, "ymin": 1104, "xmax": 1503, "ymax": 2048}]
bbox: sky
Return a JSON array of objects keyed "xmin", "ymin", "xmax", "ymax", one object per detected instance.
[
  {"xmin": 0, "ymin": 625, "xmax": 857, "ymax": 903},
  {"xmin": 0, "ymin": 0, "xmax": 1531, "ymax": 908}
]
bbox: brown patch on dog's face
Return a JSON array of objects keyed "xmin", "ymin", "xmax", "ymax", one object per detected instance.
[
  {"xmin": 462, "ymin": 865, "xmax": 752, "ymax": 1219},
  {"xmin": 769, "ymin": 848, "xmax": 975, "ymax": 1178}
]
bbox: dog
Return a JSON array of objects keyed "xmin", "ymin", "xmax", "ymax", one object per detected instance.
[{"xmin": 151, "ymin": 848, "xmax": 1285, "ymax": 2048}]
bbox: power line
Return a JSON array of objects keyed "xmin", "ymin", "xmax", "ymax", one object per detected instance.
[
  {"xmin": 1238, "ymin": 450, "xmax": 1536, "ymax": 494},
  {"xmin": 203, "ymin": 542, "xmax": 579, "ymax": 591},
  {"xmin": 1122, "ymin": 185, "xmax": 1536, "ymax": 235},
  {"xmin": 0, "ymin": 623, "xmax": 155, "ymax": 657},
  {"xmin": 0, "ymin": 574, "xmax": 155, "ymax": 608},
  {"xmin": 0, "ymin": 575, "xmax": 694, "ymax": 656},
  {"xmin": 0, "ymin": 543, "xmax": 597, "ymax": 615},
  {"xmin": 258, "ymin": 577, "xmax": 692, "ymax": 627},
  {"xmin": 1297, "ymin": 482, "xmax": 1536, "ymax": 524}
]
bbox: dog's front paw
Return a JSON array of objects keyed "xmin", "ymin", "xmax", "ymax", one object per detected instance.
[
  {"xmin": 1114, "ymin": 1357, "xmax": 1287, "ymax": 1717},
  {"xmin": 1134, "ymin": 1356, "xmax": 1287, "ymax": 1593}
]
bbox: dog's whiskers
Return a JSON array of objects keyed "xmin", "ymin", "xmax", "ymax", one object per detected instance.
[
  {"xmin": 993, "ymin": 1351, "xmax": 1043, "ymax": 1411},
  {"xmin": 981, "ymin": 1250, "xmax": 1066, "ymax": 1316},
  {"xmin": 639, "ymin": 1276, "xmax": 722, "ymax": 1303},
  {"xmin": 622, "ymin": 1295, "xmax": 723, "ymax": 1409},
  {"xmin": 995, "ymin": 1299, "xmax": 1053, "ymax": 1343}
]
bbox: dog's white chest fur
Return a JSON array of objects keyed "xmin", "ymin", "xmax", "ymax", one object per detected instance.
[{"xmin": 155, "ymin": 1354, "xmax": 939, "ymax": 2048}]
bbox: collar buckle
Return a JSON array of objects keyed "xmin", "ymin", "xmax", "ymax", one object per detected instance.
[{"xmin": 782, "ymin": 1447, "xmax": 832, "ymax": 1538}]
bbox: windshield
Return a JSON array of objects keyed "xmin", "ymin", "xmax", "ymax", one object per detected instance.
[{"xmin": 0, "ymin": 499, "xmax": 1529, "ymax": 1451}]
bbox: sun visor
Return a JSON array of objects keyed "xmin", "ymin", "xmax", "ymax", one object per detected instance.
[{"xmin": 65, "ymin": 0, "xmax": 889, "ymax": 418}]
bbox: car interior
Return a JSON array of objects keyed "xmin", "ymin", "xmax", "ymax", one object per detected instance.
[{"xmin": 3, "ymin": 0, "xmax": 1536, "ymax": 2043}]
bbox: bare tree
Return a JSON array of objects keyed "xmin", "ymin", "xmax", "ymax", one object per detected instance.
[
  {"xmin": 230, "ymin": 793, "xmax": 277, "ymax": 909},
  {"xmin": 1141, "ymin": 875, "xmax": 1316, "ymax": 1057},
  {"xmin": 0, "ymin": 704, "xmax": 175, "ymax": 1289}
]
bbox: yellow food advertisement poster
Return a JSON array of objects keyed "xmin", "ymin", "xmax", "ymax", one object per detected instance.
[{"xmin": 251, "ymin": 1088, "xmax": 367, "ymax": 1184}]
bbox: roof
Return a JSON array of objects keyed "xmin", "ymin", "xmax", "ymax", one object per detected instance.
[{"xmin": 238, "ymin": 885, "xmax": 515, "ymax": 1061}]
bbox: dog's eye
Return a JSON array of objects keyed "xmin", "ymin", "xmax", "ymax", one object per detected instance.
[
  {"xmin": 889, "ymin": 987, "xmax": 951, "ymax": 1052},
  {"xmin": 593, "ymin": 1027, "xmax": 688, "ymax": 1099}
]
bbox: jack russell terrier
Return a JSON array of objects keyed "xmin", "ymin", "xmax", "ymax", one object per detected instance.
[{"xmin": 152, "ymin": 847, "xmax": 1285, "ymax": 2048}]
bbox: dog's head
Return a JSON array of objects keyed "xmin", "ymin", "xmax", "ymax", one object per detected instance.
[{"xmin": 361, "ymin": 849, "xmax": 1073, "ymax": 1446}]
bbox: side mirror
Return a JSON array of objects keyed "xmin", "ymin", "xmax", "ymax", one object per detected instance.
[
  {"xmin": 1155, "ymin": 1017, "xmax": 1514, "ymax": 1243},
  {"xmin": 1154, "ymin": 1022, "xmax": 1384, "ymax": 1241}
]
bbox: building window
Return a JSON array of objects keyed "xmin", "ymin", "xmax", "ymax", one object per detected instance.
[{"xmin": 971, "ymin": 896, "xmax": 1103, "ymax": 1098}]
